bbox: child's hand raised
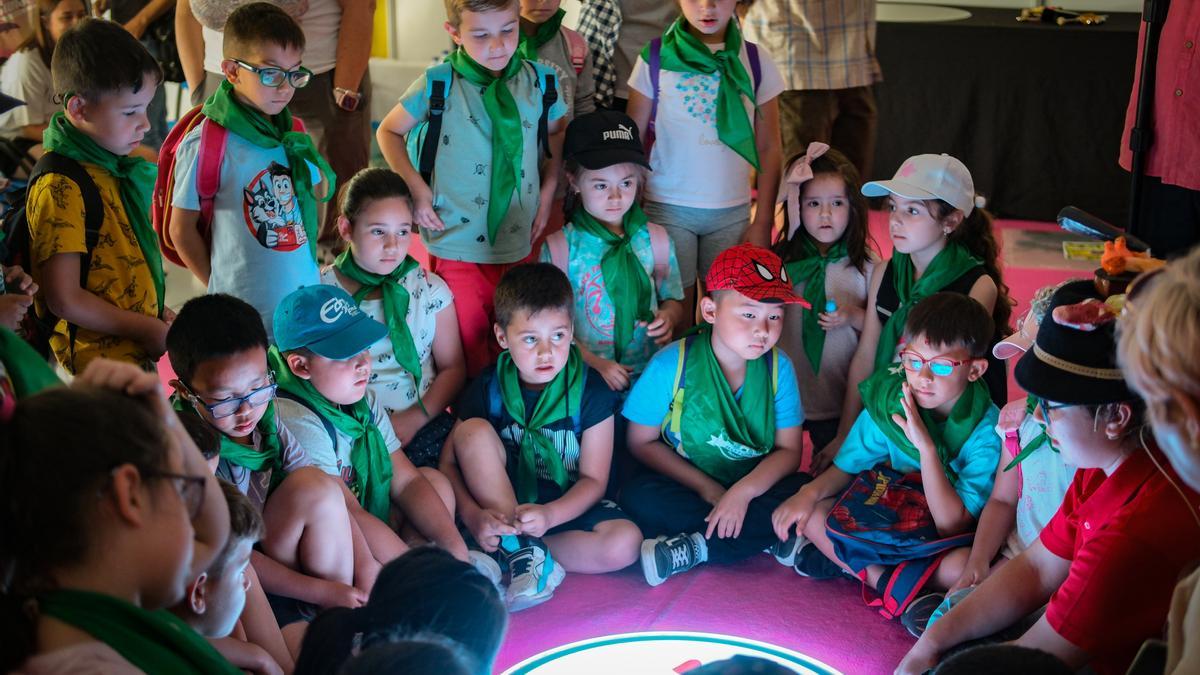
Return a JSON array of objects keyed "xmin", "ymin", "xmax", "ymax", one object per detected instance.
[
  {"xmin": 771, "ymin": 486, "xmax": 818, "ymax": 541},
  {"xmin": 410, "ymin": 182, "xmax": 445, "ymax": 231},
  {"xmin": 514, "ymin": 503, "xmax": 552, "ymax": 538},
  {"xmin": 891, "ymin": 382, "xmax": 936, "ymax": 455},
  {"xmin": 705, "ymin": 483, "xmax": 752, "ymax": 539},
  {"xmin": 644, "ymin": 310, "xmax": 675, "ymax": 346}
]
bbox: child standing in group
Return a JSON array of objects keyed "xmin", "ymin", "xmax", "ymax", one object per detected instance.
[
  {"xmin": 272, "ymin": 285, "xmax": 471, "ymax": 565},
  {"xmin": 1, "ymin": 360, "xmax": 234, "ymax": 673},
  {"xmin": 442, "ymin": 264, "xmax": 643, "ymax": 610},
  {"xmin": 169, "ymin": 2, "xmax": 334, "ymax": 339},
  {"xmin": 773, "ymin": 294, "xmax": 1000, "ymax": 595},
  {"xmin": 28, "ymin": 19, "xmax": 171, "ymax": 374},
  {"xmin": 625, "ymin": 0, "xmax": 784, "ymax": 315},
  {"xmin": 518, "ymin": 0, "xmax": 594, "ymax": 122},
  {"xmin": 376, "ymin": 0, "xmax": 567, "ymax": 376},
  {"xmin": 774, "ymin": 143, "xmax": 877, "ymax": 454},
  {"xmin": 822, "ymin": 153, "xmax": 1013, "ymax": 464},
  {"xmin": 620, "ymin": 244, "xmax": 809, "ymax": 587},
  {"xmin": 326, "ymin": 168, "xmax": 467, "ymax": 468},
  {"xmin": 541, "ymin": 109, "xmax": 684, "ymax": 391}
]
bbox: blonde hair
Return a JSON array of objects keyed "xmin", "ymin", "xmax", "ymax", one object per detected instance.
[
  {"xmin": 1118, "ymin": 247, "xmax": 1200, "ymax": 452},
  {"xmin": 443, "ymin": 0, "xmax": 517, "ymax": 27}
]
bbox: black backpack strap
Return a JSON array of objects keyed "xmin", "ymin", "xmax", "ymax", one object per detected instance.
[
  {"xmin": 277, "ymin": 389, "xmax": 339, "ymax": 450},
  {"xmin": 539, "ymin": 72, "xmax": 557, "ymax": 159},
  {"xmin": 27, "ymin": 152, "xmax": 105, "ymax": 364},
  {"xmin": 419, "ymin": 78, "xmax": 449, "ymax": 186}
]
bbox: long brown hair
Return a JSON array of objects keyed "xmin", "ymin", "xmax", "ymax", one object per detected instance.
[
  {"xmin": 928, "ymin": 199, "xmax": 1014, "ymax": 336},
  {"xmin": 774, "ymin": 147, "xmax": 875, "ymax": 273}
]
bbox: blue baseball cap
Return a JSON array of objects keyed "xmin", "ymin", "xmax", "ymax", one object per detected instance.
[{"xmin": 273, "ymin": 285, "xmax": 387, "ymax": 360}]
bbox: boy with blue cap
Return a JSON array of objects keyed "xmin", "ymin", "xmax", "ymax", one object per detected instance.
[{"xmin": 272, "ymin": 285, "xmax": 471, "ymax": 571}]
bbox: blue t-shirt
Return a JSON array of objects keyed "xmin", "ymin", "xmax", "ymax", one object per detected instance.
[
  {"xmin": 622, "ymin": 337, "xmax": 804, "ymax": 451},
  {"xmin": 833, "ymin": 407, "xmax": 1002, "ymax": 518}
]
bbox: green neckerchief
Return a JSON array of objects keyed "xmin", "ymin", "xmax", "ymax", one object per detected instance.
[
  {"xmin": 170, "ymin": 395, "xmax": 287, "ymax": 491},
  {"xmin": 1003, "ymin": 395, "xmax": 1053, "ymax": 472},
  {"xmin": 267, "ymin": 347, "xmax": 393, "ymax": 520},
  {"xmin": 0, "ymin": 327, "xmax": 61, "ymax": 397},
  {"xmin": 517, "ymin": 8, "xmax": 566, "ymax": 62},
  {"xmin": 647, "ymin": 16, "xmax": 759, "ymax": 169},
  {"xmin": 38, "ymin": 589, "xmax": 240, "ymax": 674},
  {"xmin": 679, "ymin": 328, "xmax": 775, "ymax": 487},
  {"xmin": 571, "ymin": 204, "xmax": 654, "ymax": 364},
  {"xmin": 202, "ymin": 81, "xmax": 335, "ymax": 261},
  {"xmin": 42, "ymin": 112, "xmax": 164, "ymax": 315},
  {"xmin": 859, "ymin": 366, "xmax": 992, "ymax": 482},
  {"xmin": 783, "ymin": 234, "xmax": 848, "ymax": 375},
  {"xmin": 445, "ymin": 48, "xmax": 525, "ymax": 246},
  {"xmin": 874, "ymin": 243, "xmax": 982, "ymax": 372},
  {"xmin": 334, "ymin": 251, "xmax": 427, "ymax": 415},
  {"xmin": 497, "ymin": 345, "xmax": 584, "ymax": 503}
]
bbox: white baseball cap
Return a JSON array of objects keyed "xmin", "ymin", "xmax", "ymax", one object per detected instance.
[{"xmin": 862, "ymin": 153, "xmax": 976, "ymax": 217}]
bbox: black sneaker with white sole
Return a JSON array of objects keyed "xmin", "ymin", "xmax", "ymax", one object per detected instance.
[
  {"xmin": 641, "ymin": 532, "xmax": 707, "ymax": 587},
  {"xmin": 769, "ymin": 534, "xmax": 804, "ymax": 567},
  {"xmin": 792, "ymin": 541, "xmax": 848, "ymax": 579}
]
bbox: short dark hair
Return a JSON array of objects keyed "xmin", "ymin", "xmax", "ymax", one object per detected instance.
[
  {"xmin": 209, "ymin": 480, "xmax": 264, "ymax": 578},
  {"xmin": 339, "ymin": 167, "xmax": 413, "ymax": 223},
  {"xmin": 223, "ymin": 2, "xmax": 305, "ymax": 58},
  {"xmin": 904, "ymin": 292, "xmax": 995, "ymax": 358},
  {"xmin": 167, "ymin": 294, "xmax": 269, "ymax": 385},
  {"xmin": 493, "ymin": 263, "xmax": 574, "ymax": 329},
  {"xmin": 51, "ymin": 18, "xmax": 162, "ymax": 101}
]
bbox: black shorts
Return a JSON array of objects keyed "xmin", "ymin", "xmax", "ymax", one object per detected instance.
[{"xmin": 546, "ymin": 498, "xmax": 631, "ymax": 536}]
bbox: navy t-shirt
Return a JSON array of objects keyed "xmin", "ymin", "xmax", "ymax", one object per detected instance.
[{"xmin": 456, "ymin": 364, "xmax": 617, "ymax": 485}]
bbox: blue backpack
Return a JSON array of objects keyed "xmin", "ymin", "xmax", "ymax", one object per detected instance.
[
  {"xmin": 826, "ymin": 466, "xmax": 975, "ymax": 619},
  {"xmin": 406, "ymin": 60, "xmax": 561, "ymax": 187}
]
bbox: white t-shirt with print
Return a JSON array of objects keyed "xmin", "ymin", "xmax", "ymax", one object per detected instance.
[
  {"xmin": 321, "ymin": 265, "xmax": 453, "ymax": 416},
  {"xmin": 0, "ymin": 50, "xmax": 54, "ymax": 140},
  {"xmin": 627, "ymin": 41, "xmax": 785, "ymax": 209}
]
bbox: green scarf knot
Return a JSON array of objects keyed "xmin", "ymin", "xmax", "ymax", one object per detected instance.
[
  {"xmin": 39, "ymin": 589, "xmax": 240, "ymax": 674},
  {"xmin": 646, "ymin": 16, "xmax": 759, "ymax": 169},
  {"xmin": 859, "ymin": 365, "xmax": 992, "ymax": 482},
  {"xmin": 783, "ymin": 235, "xmax": 848, "ymax": 374},
  {"xmin": 517, "ymin": 8, "xmax": 566, "ymax": 62},
  {"xmin": 1003, "ymin": 395, "xmax": 1053, "ymax": 471},
  {"xmin": 445, "ymin": 48, "xmax": 526, "ymax": 246},
  {"xmin": 873, "ymin": 243, "xmax": 982, "ymax": 372},
  {"xmin": 571, "ymin": 204, "xmax": 655, "ymax": 363},
  {"xmin": 268, "ymin": 346, "xmax": 393, "ymax": 520},
  {"xmin": 42, "ymin": 112, "xmax": 164, "ymax": 316},
  {"xmin": 202, "ymin": 81, "xmax": 335, "ymax": 261},
  {"xmin": 334, "ymin": 251, "xmax": 427, "ymax": 414},
  {"xmin": 497, "ymin": 345, "xmax": 584, "ymax": 503}
]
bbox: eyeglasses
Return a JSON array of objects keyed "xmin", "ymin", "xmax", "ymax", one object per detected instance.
[
  {"xmin": 180, "ymin": 374, "xmax": 277, "ymax": 419},
  {"xmin": 232, "ymin": 59, "xmax": 313, "ymax": 89},
  {"xmin": 145, "ymin": 470, "xmax": 207, "ymax": 520},
  {"xmin": 899, "ymin": 350, "xmax": 968, "ymax": 377}
]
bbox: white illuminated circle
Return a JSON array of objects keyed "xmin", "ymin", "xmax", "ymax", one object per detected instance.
[{"xmin": 502, "ymin": 631, "xmax": 843, "ymax": 675}]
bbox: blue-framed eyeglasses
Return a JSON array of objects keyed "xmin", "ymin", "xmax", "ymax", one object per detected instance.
[
  {"xmin": 180, "ymin": 374, "xmax": 278, "ymax": 419},
  {"xmin": 232, "ymin": 59, "xmax": 313, "ymax": 89}
]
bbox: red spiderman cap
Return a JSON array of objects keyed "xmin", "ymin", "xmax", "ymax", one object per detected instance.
[{"xmin": 705, "ymin": 244, "xmax": 811, "ymax": 307}]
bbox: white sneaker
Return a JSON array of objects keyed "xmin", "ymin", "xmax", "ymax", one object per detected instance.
[
  {"xmin": 504, "ymin": 539, "xmax": 565, "ymax": 611},
  {"xmin": 468, "ymin": 550, "xmax": 504, "ymax": 594}
]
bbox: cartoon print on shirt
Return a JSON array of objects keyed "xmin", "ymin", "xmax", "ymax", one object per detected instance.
[{"xmin": 243, "ymin": 162, "xmax": 307, "ymax": 251}]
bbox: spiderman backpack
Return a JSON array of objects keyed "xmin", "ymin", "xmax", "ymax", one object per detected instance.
[{"xmin": 825, "ymin": 466, "xmax": 975, "ymax": 619}]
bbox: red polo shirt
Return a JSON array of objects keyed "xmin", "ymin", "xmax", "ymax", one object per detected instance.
[{"xmin": 1040, "ymin": 446, "xmax": 1200, "ymax": 675}]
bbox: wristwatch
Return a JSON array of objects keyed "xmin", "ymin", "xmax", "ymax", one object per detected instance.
[{"xmin": 333, "ymin": 87, "xmax": 362, "ymax": 112}]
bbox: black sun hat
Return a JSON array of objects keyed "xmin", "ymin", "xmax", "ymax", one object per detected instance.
[{"xmin": 1014, "ymin": 280, "xmax": 1133, "ymax": 405}]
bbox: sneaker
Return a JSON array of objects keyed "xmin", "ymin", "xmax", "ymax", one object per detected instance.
[
  {"xmin": 468, "ymin": 550, "xmax": 504, "ymax": 593},
  {"xmin": 792, "ymin": 541, "xmax": 846, "ymax": 579},
  {"xmin": 769, "ymin": 534, "xmax": 805, "ymax": 567},
  {"xmin": 901, "ymin": 592, "xmax": 946, "ymax": 638},
  {"xmin": 502, "ymin": 537, "xmax": 565, "ymax": 612},
  {"xmin": 641, "ymin": 532, "xmax": 707, "ymax": 587}
]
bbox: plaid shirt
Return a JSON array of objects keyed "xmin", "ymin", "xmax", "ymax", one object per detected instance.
[
  {"xmin": 742, "ymin": 0, "xmax": 882, "ymax": 92},
  {"xmin": 577, "ymin": 0, "xmax": 622, "ymax": 107}
]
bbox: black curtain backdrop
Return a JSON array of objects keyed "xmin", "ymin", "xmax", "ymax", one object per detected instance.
[{"xmin": 873, "ymin": 7, "xmax": 1140, "ymax": 226}]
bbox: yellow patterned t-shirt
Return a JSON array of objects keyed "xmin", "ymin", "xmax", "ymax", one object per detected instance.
[{"xmin": 28, "ymin": 164, "xmax": 160, "ymax": 374}]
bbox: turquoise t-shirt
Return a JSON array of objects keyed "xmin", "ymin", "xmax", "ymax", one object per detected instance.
[
  {"xmin": 539, "ymin": 221, "xmax": 684, "ymax": 375},
  {"xmin": 833, "ymin": 407, "xmax": 1002, "ymax": 518},
  {"xmin": 400, "ymin": 60, "xmax": 567, "ymax": 264}
]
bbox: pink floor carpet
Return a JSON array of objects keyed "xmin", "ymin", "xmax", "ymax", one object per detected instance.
[{"xmin": 496, "ymin": 214, "xmax": 1091, "ymax": 674}]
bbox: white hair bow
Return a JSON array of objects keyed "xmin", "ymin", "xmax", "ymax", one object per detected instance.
[{"xmin": 784, "ymin": 142, "xmax": 830, "ymax": 240}]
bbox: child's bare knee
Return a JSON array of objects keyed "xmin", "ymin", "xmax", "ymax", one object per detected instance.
[
  {"xmin": 452, "ymin": 419, "xmax": 505, "ymax": 464},
  {"xmin": 418, "ymin": 466, "xmax": 456, "ymax": 511},
  {"xmin": 596, "ymin": 520, "xmax": 643, "ymax": 570}
]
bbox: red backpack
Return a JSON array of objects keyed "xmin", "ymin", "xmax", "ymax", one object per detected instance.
[{"xmin": 152, "ymin": 105, "xmax": 305, "ymax": 267}]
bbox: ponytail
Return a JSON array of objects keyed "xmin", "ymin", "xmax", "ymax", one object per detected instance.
[{"xmin": 935, "ymin": 201, "xmax": 1014, "ymax": 336}]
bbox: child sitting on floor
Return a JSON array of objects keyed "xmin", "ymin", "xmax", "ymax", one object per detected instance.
[
  {"xmin": 620, "ymin": 243, "xmax": 809, "ymax": 587},
  {"xmin": 442, "ymin": 263, "xmax": 643, "ymax": 611}
]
